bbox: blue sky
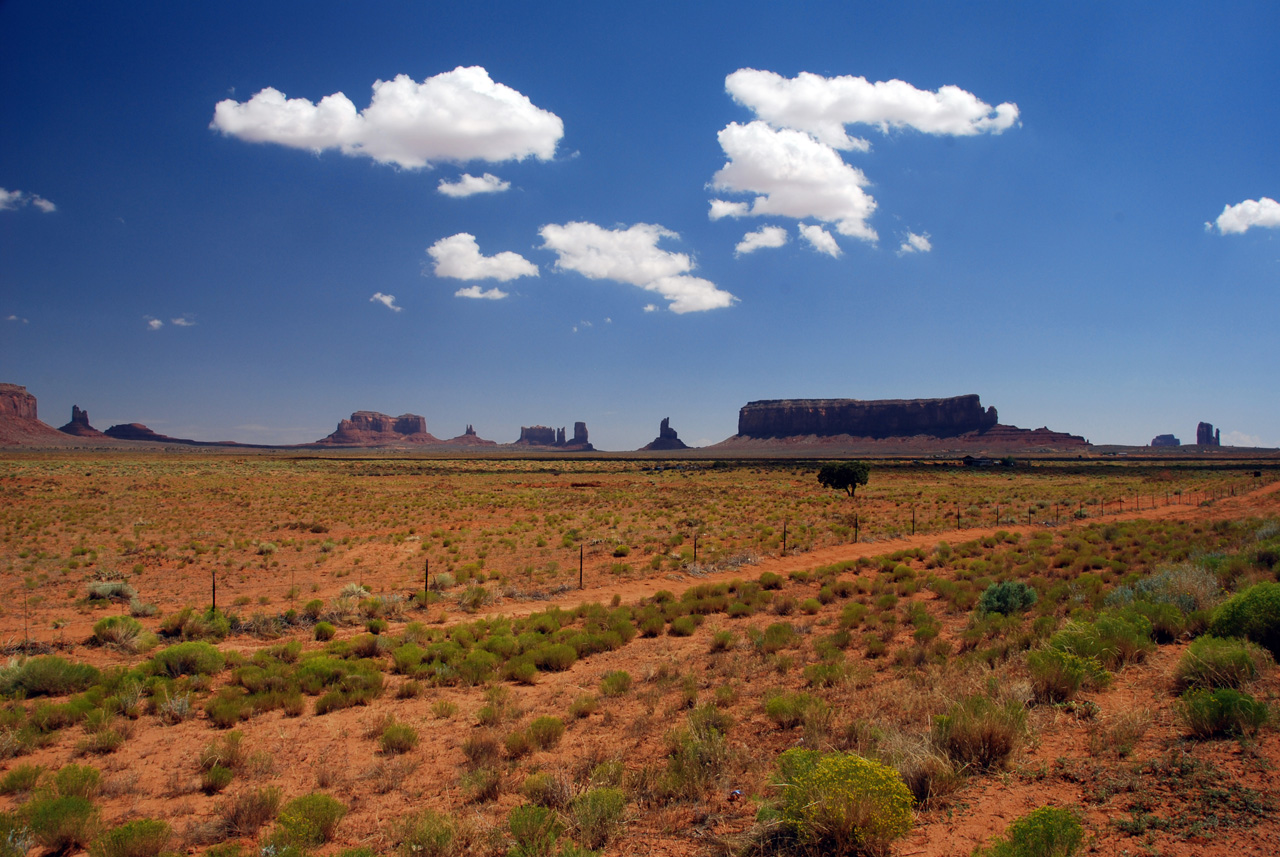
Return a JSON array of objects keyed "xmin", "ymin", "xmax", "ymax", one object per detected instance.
[{"xmin": 2, "ymin": 1, "xmax": 1278, "ymax": 449}]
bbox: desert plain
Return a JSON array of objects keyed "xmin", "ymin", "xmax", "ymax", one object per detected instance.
[{"xmin": 1, "ymin": 451, "xmax": 1279, "ymax": 857}]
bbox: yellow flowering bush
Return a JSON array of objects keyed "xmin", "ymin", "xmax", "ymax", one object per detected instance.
[{"xmin": 775, "ymin": 749, "xmax": 914, "ymax": 854}]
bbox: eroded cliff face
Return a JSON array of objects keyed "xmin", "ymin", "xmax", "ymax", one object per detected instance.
[
  {"xmin": 737, "ymin": 395, "xmax": 999, "ymax": 439},
  {"xmin": 317, "ymin": 411, "xmax": 438, "ymax": 445},
  {"xmin": 59, "ymin": 406, "xmax": 106, "ymax": 438},
  {"xmin": 0, "ymin": 384, "xmax": 39, "ymax": 421}
]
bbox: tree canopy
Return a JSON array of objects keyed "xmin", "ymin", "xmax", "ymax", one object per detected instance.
[{"xmin": 817, "ymin": 461, "xmax": 870, "ymax": 499}]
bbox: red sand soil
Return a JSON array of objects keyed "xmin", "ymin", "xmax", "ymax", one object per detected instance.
[{"xmin": 0, "ymin": 466, "xmax": 1277, "ymax": 856}]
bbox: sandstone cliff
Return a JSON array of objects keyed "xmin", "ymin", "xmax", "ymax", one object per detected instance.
[
  {"xmin": 516, "ymin": 421, "xmax": 594, "ymax": 450},
  {"xmin": 0, "ymin": 384, "xmax": 69, "ymax": 445},
  {"xmin": 59, "ymin": 405, "xmax": 107, "ymax": 438},
  {"xmin": 737, "ymin": 395, "xmax": 998, "ymax": 439},
  {"xmin": 717, "ymin": 395, "xmax": 1086, "ymax": 452},
  {"xmin": 641, "ymin": 417, "xmax": 689, "ymax": 451},
  {"xmin": 315, "ymin": 411, "xmax": 441, "ymax": 446}
]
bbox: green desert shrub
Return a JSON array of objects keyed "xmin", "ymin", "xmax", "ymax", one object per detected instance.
[
  {"xmin": 978, "ymin": 581, "xmax": 1038, "ymax": 616},
  {"xmin": 314, "ymin": 622, "xmax": 336, "ymax": 642},
  {"xmin": 1209, "ymin": 582, "xmax": 1280, "ymax": 659},
  {"xmin": 600, "ymin": 670, "xmax": 632, "ymax": 697},
  {"xmin": 221, "ymin": 786, "xmax": 282, "ymax": 838},
  {"xmin": 668, "ymin": 616, "xmax": 697, "ymax": 637},
  {"xmin": 0, "ymin": 811, "xmax": 31, "ymax": 857},
  {"xmin": 0, "ymin": 656, "xmax": 101, "ymax": 697},
  {"xmin": 1049, "ymin": 613, "xmax": 1153, "ymax": 669},
  {"xmin": 52, "ymin": 764, "xmax": 101, "ymax": 799},
  {"xmin": 770, "ymin": 748, "xmax": 914, "ymax": 855},
  {"xmin": 975, "ymin": 805, "xmax": 1084, "ymax": 857},
  {"xmin": 660, "ymin": 704, "xmax": 733, "ymax": 800},
  {"xmin": 272, "ymin": 793, "xmax": 347, "ymax": 846},
  {"xmin": 91, "ymin": 616, "xmax": 146, "ymax": 651},
  {"xmin": 570, "ymin": 787, "xmax": 626, "ymax": 850},
  {"xmin": 527, "ymin": 716, "xmax": 565, "ymax": 750},
  {"xmin": 395, "ymin": 809, "xmax": 456, "ymax": 857},
  {"xmin": 1176, "ymin": 688, "xmax": 1270, "ymax": 738},
  {"xmin": 764, "ymin": 692, "xmax": 824, "ymax": 730},
  {"xmin": 932, "ymin": 696, "xmax": 1026, "ymax": 771},
  {"xmin": 1026, "ymin": 649, "xmax": 1111, "ymax": 703},
  {"xmin": 201, "ymin": 765, "xmax": 233, "ymax": 795},
  {"xmin": 0, "ymin": 764, "xmax": 42, "ymax": 796},
  {"xmin": 151, "ymin": 641, "xmax": 224, "ymax": 677},
  {"xmin": 26, "ymin": 795, "xmax": 101, "ymax": 854},
  {"xmin": 88, "ymin": 818, "xmax": 171, "ymax": 857},
  {"xmin": 1173, "ymin": 635, "xmax": 1271, "ymax": 691},
  {"xmin": 380, "ymin": 720, "xmax": 419, "ymax": 755},
  {"xmin": 508, "ymin": 804, "xmax": 563, "ymax": 857},
  {"xmin": 1107, "ymin": 562, "xmax": 1221, "ymax": 613}
]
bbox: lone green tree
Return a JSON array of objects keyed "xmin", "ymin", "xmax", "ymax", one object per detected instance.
[{"xmin": 817, "ymin": 461, "xmax": 870, "ymax": 500}]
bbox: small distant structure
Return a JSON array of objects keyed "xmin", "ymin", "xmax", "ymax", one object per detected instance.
[
  {"xmin": 516, "ymin": 421, "xmax": 592, "ymax": 450},
  {"xmin": 641, "ymin": 417, "xmax": 689, "ymax": 451},
  {"xmin": 1150, "ymin": 434, "xmax": 1180, "ymax": 447},
  {"xmin": 1196, "ymin": 422, "xmax": 1221, "ymax": 446}
]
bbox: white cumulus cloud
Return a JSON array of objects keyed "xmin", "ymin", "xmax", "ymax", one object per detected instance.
[
  {"xmin": 438, "ymin": 172, "xmax": 511, "ymax": 197},
  {"xmin": 736, "ymin": 225, "xmax": 789, "ymax": 255},
  {"xmin": 1, "ymin": 188, "xmax": 56, "ymax": 213},
  {"xmin": 370, "ymin": 292, "xmax": 402, "ymax": 312},
  {"xmin": 708, "ymin": 199, "xmax": 750, "ymax": 220},
  {"xmin": 712, "ymin": 121, "xmax": 878, "ymax": 242},
  {"xmin": 799, "ymin": 224, "xmax": 842, "ymax": 257},
  {"xmin": 6, "ymin": 314, "xmax": 29, "ymax": 324},
  {"xmin": 1210, "ymin": 197, "xmax": 1280, "ymax": 235},
  {"xmin": 170, "ymin": 316, "xmax": 197, "ymax": 326},
  {"xmin": 211, "ymin": 66, "xmax": 563, "ymax": 170},
  {"xmin": 897, "ymin": 231, "xmax": 932, "ymax": 255},
  {"xmin": 726, "ymin": 68, "xmax": 1020, "ymax": 151},
  {"xmin": 144, "ymin": 316, "xmax": 163, "ymax": 331},
  {"xmin": 427, "ymin": 233, "xmax": 538, "ymax": 282},
  {"xmin": 538, "ymin": 221, "xmax": 736, "ymax": 314},
  {"xmin": 455, "ymin": 285, "xmax": 508, "ymax": 300}
]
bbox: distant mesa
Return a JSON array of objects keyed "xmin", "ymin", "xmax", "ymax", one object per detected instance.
[
  {"xmin": 103, "ymin": 423, "xmax": 204, "ymax": 445},
  {"xmin": 315, "ymin": 411, "xmax": 496, "ymax": 447},
  {"xmin": 0, "ymin": 383, "xmax": 69, "ymax": 445},
  {"xmin": 641, "ymin": 417, "xmax": 689, "ymax": 451},
  {"xmin": 1150, "ymin": 434, "xmax": 1181, "ymax": 447},
  {"xmin": 59, "ymin": 405, "xmax": 106, "ymax": 439},
  {"xmin": 516, "ymin": 421, "xmax": 593, "ymax": 451},
  {"xmin": 1197, "ymin": 422, "xmax": 1221, "ymax": 447},
  {"xmin": 0, "ymin": 383, "xmax": 40, "ymax": 422},
  {"xmin": 737, "ymin": 395, "xmax": 998, "ymax": 439},
  {"xmin": 715, "ymin": 395, "xmax": 1086, "ymax": 452}
]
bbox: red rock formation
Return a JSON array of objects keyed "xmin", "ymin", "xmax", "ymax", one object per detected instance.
[
  {"xmin": 737, "ymin": 395, "xmax": 999, "ymax": 439},
  {"xmin": 642, "ymin": 417, "xmax": 689, "ymax": 451},
  {"xmin": 0, "ymin": 383, "xmax": 39, "ymax": 421},
  {"xmin": 315, "ymin": 411, "xmax": 441, "ymax": 446},
  {"xmin": 59, "ymin": 405, "xmax": 106, "ymax": 438},
  {"xmin": 517, "ymin": 422, "xmax": 594, "ymax": 450},
  {"xmin": 0, "ymin": 383, "xmax": 69, "ymax": 445}
]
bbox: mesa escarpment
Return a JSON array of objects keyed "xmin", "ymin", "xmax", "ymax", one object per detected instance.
[
  {"xmin": 314, "ymin": 411, "xmax": 497, "ymax": 447},
  {"xmin": 720, "ymin": 395, "xmax": 1086, "ymax": 451},
  {"xmin": 516, "ymin": 421, "xmax": 593, "ymax": 451},
  {"xmin": 0, "ymin": 383, "xmax": 67, "ymax": 444},
  {"xmin": 58, "ymin": 405, "xmax": 106, "ymax": 438},
  {"xmin": 316, "ymin": 411, "xmax": 439, "ymax": 445},
  {"xmin": 641, "ymin": 417, "xmax": 689, "ymax": 451},
  {"xmin": 737, "ymin": 395, "xmax": 999, "ymax": 439}
]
